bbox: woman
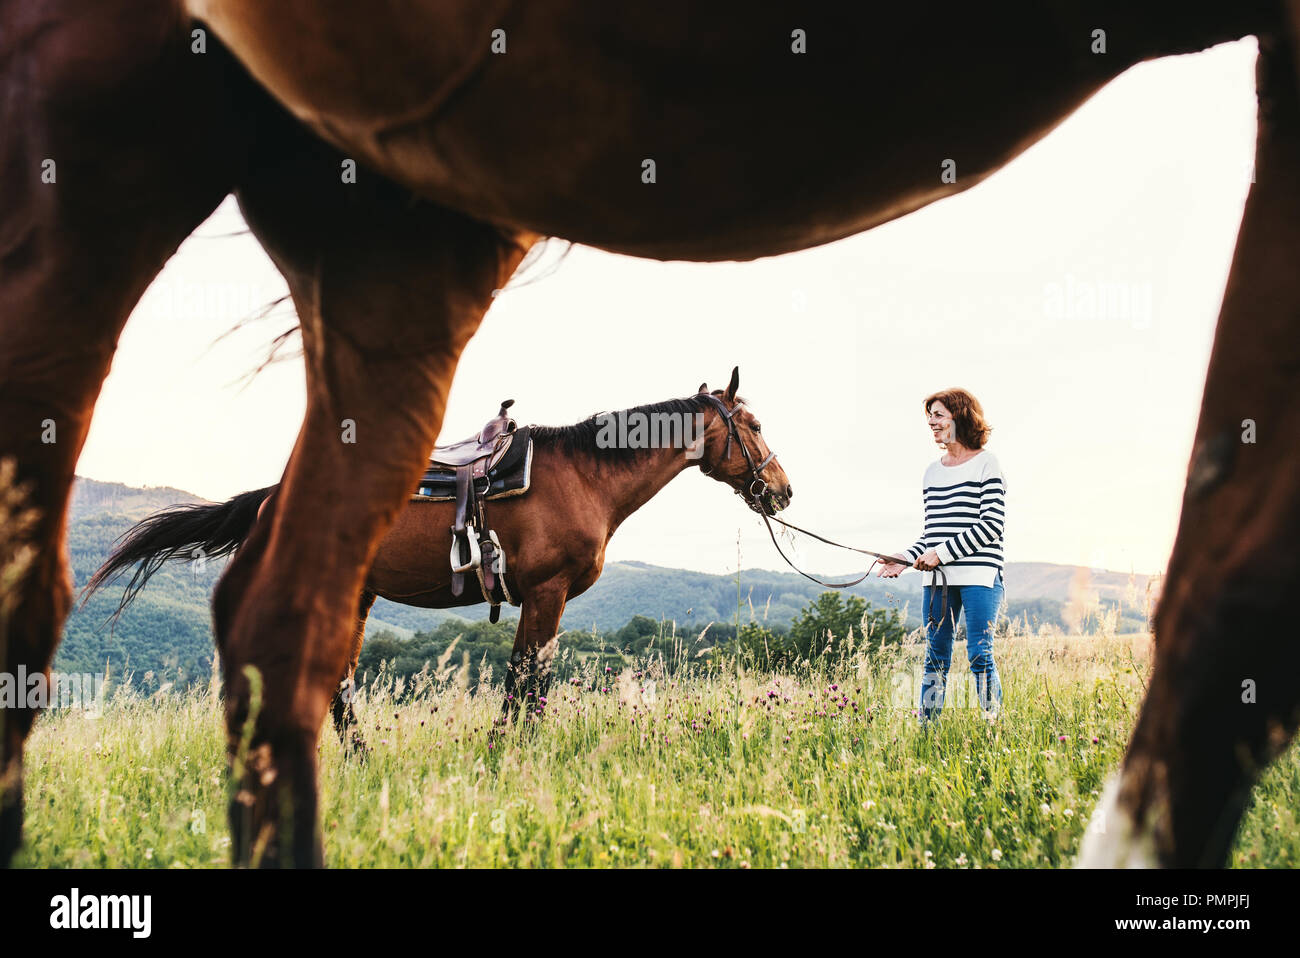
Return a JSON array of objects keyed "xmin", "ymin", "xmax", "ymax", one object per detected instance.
[{"xmin": 878, "ymin": 389, "xmax": 1006, "ymax": 723}]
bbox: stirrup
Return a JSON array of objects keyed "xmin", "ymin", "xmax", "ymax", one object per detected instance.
[{"xmin": 450, "ymin": 525, "xmax": 482, "ymax": 574}]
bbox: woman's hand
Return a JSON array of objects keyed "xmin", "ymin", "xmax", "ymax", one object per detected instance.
[
  {"xmin": 914, "ymin": 549, "xmax": 941, "ymax": 571},
  {"xmin": 877, "ymin": 558, "xmax": 908, "ymax": 578}
]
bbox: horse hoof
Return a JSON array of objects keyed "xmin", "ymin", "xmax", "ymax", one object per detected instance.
[{"xmin": 342, "ymin": 733, "xmax": 370, "ymax": 760}]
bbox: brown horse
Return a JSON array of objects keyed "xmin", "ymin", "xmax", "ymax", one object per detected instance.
[
  {"xmin": 81, "ymin": 372, "xmax": 791, "ymax": 740},
  {"xmin": 2, "ymin": 0, "xmax": 1297, "ymax": 867}
]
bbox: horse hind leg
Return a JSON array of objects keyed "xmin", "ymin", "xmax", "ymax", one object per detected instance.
[
  {"xmin": 1079, "ymin": 30, "xmax": 1300, "ymax": 868},
  {"xmin": 215, "ymin": 125, "xmax": 533, "ymax": 867},
  {"xmin": 331, "ymin": 590, "xmax": 376, "ymax": 754}
]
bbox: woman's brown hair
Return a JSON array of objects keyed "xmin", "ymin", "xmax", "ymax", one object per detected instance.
[{"xmin": 923, "ymin": 388, "xmax": 992, "ymax": 449}]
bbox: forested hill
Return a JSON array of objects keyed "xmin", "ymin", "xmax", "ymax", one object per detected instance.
[
  {"xmin": 557, "ymin": 560, "xmax": 1156, "ymax": 633},
  {"xmin": 60, "ymin": 478, "xmax": 465, "ymax": 680},
  {"xmin": 560, "ymin": 560, "xmax": 919, "ymax": 632},
  {"xmin": 55, "ymin": 477, "xmax": 1157, "ymax": 683},
  {"xmin": 62, "ymin": 479, "xmax": 220, "ymax": 683}
]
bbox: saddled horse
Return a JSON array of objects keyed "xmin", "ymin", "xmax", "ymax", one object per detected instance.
[
  {"xmin": 3, "ymin": 1, "xmax": 1297, "ymax": 867},
  {"xmin": 80, "ymin": 372, "xmax": 790, "ymax": 743}
]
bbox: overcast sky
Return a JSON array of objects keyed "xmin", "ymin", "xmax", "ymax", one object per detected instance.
[{"xmin": 76, "ymin": 39, "xmax": 1259, "ymax": 581}]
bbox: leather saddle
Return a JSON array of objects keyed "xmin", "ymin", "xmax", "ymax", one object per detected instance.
[
  {"xmin": 413, "ymin": 400, "xmax": 533, "ymax": 622},
  {"xmin": 427, "ymin": 403, "xmax": 519, "ymax": 467}
]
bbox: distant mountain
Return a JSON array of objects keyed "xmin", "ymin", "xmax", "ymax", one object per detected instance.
[
  {"xmin": 557, "ymin": 559, "xmax": 1157, "ymax": 634},
  {"xmin": 55, "ymin": 477, "xmax": 1157, "ymax": 683},
  {"xmin": 62, "ymin": 480, "xmax": 225, "ymax": 684},
  {"xmin": 560, "ymin": 560, "xmax": 919, "ymax": 633},
  {"xmin": 69, "ymin": 480, "xmax": 206, "ymax": 522}
]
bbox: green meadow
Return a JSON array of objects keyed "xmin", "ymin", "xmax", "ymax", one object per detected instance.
[{"xmin": 15, "ymin": 629, "xmax": 1299, "ymax": 868}]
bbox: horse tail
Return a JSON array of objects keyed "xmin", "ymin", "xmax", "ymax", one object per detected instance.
[{"xmin": 80, "ymin": 485, "xmax": 276, "ymax": 620}]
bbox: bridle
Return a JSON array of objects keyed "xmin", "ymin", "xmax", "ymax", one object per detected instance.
[
  {"xmin": 697, "ymin": 392, "xmax": 776, "ymax": 502},
  {"xmin": 696, "ymin": 392, "xmax": 950, "ymax": 629}
]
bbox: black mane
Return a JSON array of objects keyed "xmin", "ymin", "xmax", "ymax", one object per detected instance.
[{"xmin": 528, "ymin": 394, "xmax": 716, "ymax": 463}]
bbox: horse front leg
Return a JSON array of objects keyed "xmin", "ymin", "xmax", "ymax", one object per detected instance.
[
  {"xmin": 0, "ymin": 3, "xmax": 247, "ymax": 864},
  {"xmin": 1079, "ymin": 34, "xmax": 1300, "ymax": 868},
  {"xmin": 502, "ymin": 584, "xmax": 568, "ymax": 724},
  {"xmin": 216, "ymin": 127, "xmax": 534, "ymax": 867}
]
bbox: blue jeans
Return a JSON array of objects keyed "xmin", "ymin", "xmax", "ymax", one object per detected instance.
[{"xmin": 919, "ymin": 571, "xmax": 1004, "ymax": 721}]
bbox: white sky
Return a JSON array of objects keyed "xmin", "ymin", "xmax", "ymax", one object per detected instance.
[{"xmin": 77, "ymin": 40, "xmax": 1259, "ymax": 579}]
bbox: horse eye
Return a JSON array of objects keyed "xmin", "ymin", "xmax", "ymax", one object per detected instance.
[{"xmin": 753, "ymin": 423, "xmax": 762, "ymax": 432}]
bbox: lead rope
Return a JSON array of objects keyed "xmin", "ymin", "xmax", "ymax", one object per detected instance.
[
  {"xmin": 757, "ymin": 511, "xmax": 949, "ymax": 631},
  {"xmin": 696, "ymin": 392, "xmax": 949, "ymax": 630}
]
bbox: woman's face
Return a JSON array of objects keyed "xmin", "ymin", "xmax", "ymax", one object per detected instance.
[{"xmin": 927, "ymin": 401, "xmax": 955, "ymax": 445}]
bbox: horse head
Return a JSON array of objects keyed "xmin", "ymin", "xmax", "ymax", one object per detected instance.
[{"xmin": 694, "ymin": 367, "xmax": 792, "ymax": 516}]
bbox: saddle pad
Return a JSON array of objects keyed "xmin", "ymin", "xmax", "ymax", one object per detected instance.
[{"xmin": 413, "ymin": 428, "xmax": 533, "ymax": 501}]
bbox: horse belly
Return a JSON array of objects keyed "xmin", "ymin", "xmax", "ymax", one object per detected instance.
[
  {"xmin": 365, "ymin": 499, "xmax": 457, "ymax": 605},
  {"xmin": 365, "ymin": 497, "xmax": 525, "ymax": 612},
  {"xmin": 189, "ymin": 0, "xmax": 1268, "ymax": 259}
]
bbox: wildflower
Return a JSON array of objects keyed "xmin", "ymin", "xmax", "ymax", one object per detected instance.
[
  {"xmin": 955, "ymin": 853, "xmax": 968, "ymax": 867},
  {"xmin": 991, "ymin": 848, "xmax": 1003, "ymax": 862},
  {"xmin": 1039, "ymin": 803, "xmax": 1051, "ymax": 815},
  {"xmin": 1091, "ymin": 736, "xmax": 1099, "ymax": 744},
  {"xmin": 1063, "ymin": 808, "xmax": 1074, "ymax": 818}
]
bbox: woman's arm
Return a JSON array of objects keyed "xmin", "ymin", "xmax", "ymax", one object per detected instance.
[
  {"xmin": 900, "ymin": 483, "xmax": 928, "ymax": 562},
  {"xmin": 901, "ymin": 522, "xmax": 928, "ymax": 565},
  {"xmin": 879, "ymin": 489, "xmax": 928, "ymax": 577}
]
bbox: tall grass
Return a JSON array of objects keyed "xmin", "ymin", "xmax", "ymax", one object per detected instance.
[{"xmin": 14, "ymin": 628, "xmax": 1299, "ymax": 868}]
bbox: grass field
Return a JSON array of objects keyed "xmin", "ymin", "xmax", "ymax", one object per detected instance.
[{"xmin": 13, "ymin": 629, "xmax": 1300, "ymax": 868}]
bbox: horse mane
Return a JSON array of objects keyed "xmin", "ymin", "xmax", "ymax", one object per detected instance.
[{"xmin": 528, "ymin": 393, "xmax": 718, "ymax": 463}]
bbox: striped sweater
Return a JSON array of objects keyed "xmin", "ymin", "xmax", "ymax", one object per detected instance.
[{"xmin": 901, "ymin": 450, "xmax": 1006, "ymax": 588}]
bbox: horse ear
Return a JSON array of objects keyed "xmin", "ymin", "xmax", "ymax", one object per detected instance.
[
  {"xmin": 698, "ymin": 382, "xmax": 708, "ymax": 394},
  {"xmin": 724, "ymin": 366, "xmax": 740, "ymax": 401}
]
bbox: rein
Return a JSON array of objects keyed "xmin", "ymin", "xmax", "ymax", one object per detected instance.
[{"xmin": 698, "ymin": 392, "xmax": 950, "ymax": 629}]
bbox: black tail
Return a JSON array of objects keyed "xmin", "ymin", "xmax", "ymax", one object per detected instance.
[{"xmin": 80, "ymin": 486, "xmax": 276, "ymax": 621}]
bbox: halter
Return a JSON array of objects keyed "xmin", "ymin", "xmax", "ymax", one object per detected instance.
[
  {"xmin": 696, "ymin": 392, "xmax": 950, "ymax": 629},
  {"xmin": 697, "ymin": 392, "xmax": 776, "ymax": 505}
]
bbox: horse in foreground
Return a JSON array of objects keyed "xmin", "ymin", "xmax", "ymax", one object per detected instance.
[
  {"xmin": 3, "ymin": 1, "xmax": 1298, "ymax": 867},
  {"xmin": 82, "ymin": 373, "xmax": 790, "ymax": 742}
]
